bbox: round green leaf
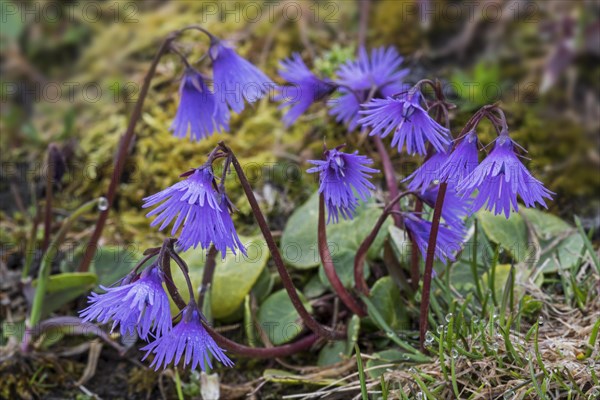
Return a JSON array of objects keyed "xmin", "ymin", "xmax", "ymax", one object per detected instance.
[
  {"xmin": 176, "ymin": 236, "xmax": 270, "ymax": 319},
  {"xmin": 477, "ymin": 210, "xmax": 529, "ymax": 262},
  {"xmin": 257, "ymin": 289, "xmax": 312, "ymax": 345}
]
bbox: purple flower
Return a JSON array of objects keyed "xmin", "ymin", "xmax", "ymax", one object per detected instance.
[
  {"xmin": 276, "ymin": 53, "xmax": 336, "ymax": 126},
  {"xmin": 457, "ymin": 134, "xmax": 554, "ymax": 218},
  {"xmin": 170, "ymin": 68, "xmax": 228, "ymax": 141},
  {"xmin": 307, "ymin": 147, "xmax": 378, "ymax": 223},
  {"xmin": 438, "ymin": 131, "xmax": 480, "ymax": 185},
  {"xmin": 210, "ymin": 40, "xmax": 271, "ymax": 114},
  {"xmin": 359, "ymin": 91, "xmax": 451, "ymax": 155},
  {"xmin": 404, "ymin": 214, "xmax": 464, "ymax": 264},
  {"xmin": 329, "ymin": 47, "xmax": 408, "ymax": 130},
  {"xmin": 420, "ymin": 186, "xmax": 470, "ymax": 233},
  {"xmin": 79, "ymin": 266, "xmax": 172, "ymax": 340},
  {"xmin": 142, "ymin": 167, "xmax": 246, "ymax": 256},
  {"xmin": 141, "ymin": 304, "xmax": 233, "ymax": 371},
  {"xmin": 404, "ymin": 151, "xmax": 450, "ymax": 193}
]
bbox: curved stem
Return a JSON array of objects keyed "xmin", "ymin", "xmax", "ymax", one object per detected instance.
[
  {"xmin": 204, "ymin": 324, "xmax": 319, "ymax": 358},
  {"xmin": 318, "ymin": 195, "xmax": 366, "ymax": 316},
  {"xmin": 218, "ymin": 142, "xmax": 344, "ymax": 340},
  {"xmin": 78, "ymin": 33, "xmax": 180, "ymax": 273},
  {"xmin": 198, "ymin": 245, "xmax": 218, "ymax": 308},
  {"xmin": 354, "ymin": 191, "xmax": 415, "ymax": 295},
  {"xmin": 169, "ymin": 248, "xmax": 197, "ymax": 305},
  {"xmin": 372, "ymin": 136, "xmax": 402, "ymax": 227},
  {"xmin": 162, "ymin": 247, "xmax": 321, "ymax": 358},
  {"xmin": 419, "ymin": 182, "xmax": 447, "ymax": 351}
]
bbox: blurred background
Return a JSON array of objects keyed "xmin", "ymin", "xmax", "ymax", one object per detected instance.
[{"xmin": 1, "ymin": 0, "xmax": 599, "ymax": 396}]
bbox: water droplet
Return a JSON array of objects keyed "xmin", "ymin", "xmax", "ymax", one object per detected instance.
[
  {"xmin": 425, "ymin": 331, "xmax": 435, "ymax": 343},
  {"xmin": 538, "ymin": 316, "xmax": 544, "ymax": 326},
  {"xmin": 98, "ymin": 197, "xmax": 109, "ymax": 211},
  {"xmin": 492, "ymin": 314, "xmax": 498, "ymax": 320},
  {"xmin": 588, "ymin": 359, "xmax": 596, "ymax": 368},
  {"xmin": 416, "ymin": 393, "xmax": 423, "ymax": 400},
  {"xmin": 386, "ymin": 331, "xmax": 394, "ymax": 338},
  {"xmin": 402, "ymin": 354, "xmax": 410, "ymax": 360},
  {"xmin": 445, "ymin": 313, "xmax": 453, "ymax": 323},
  {"xmin": 437, "ymin": 325, "xmax": 444, "ymax": 334},
  {"xmin": 409, "ymin": 367, "xmax": 417, "ymax": 373},
  {"xmin": 472, "ymin": 317, "xmax": 480, "ymax": 324},
  {"xmin": 451, "ymin": 349, "xmax": 458, "ymax": 359},
  {"xmin": 433, "ymin": 179, "xmax": 440, "ymax": 185},
  {"xmin": 491, "ymin": 343, "xmax": 499, "ymax": 351}
]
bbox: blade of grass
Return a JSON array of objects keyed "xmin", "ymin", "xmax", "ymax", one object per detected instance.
[
  {"xmin": 574, "ymin": 216, "xmax": 600, "ymax": 273},
  {"xmin": 360, "ymin": 295, "xmax": 429, "ymax": 361},
  {"xmin": 354, "ymin": 344, "xmax": 368, "ymax": 400},
  {"xmin": 585, "ymin": 319, "xmax": 600, "ymax": 358}
]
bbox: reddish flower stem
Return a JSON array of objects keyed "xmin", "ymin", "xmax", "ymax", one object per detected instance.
[
  {"xmin": 198, "ymin": 245, "xmax": 218, "ymax": 309},
  {"xmin": 318, "ymin": 195, "xmax": 366, "ymax": 316},
  {"xmin": 418, "ymin": 182, "xmax": 447, "ymax": 351},
  {"xmin": 410, "ymin": 199, "xmax": 423, "ymax": 291},
  {"xmin": 162, "ymin": 240, "xmax": 321, "ymax": 358},
  {"xmin": 218, "ymin": 142, "xmax": 345, "ymax": 340},
  {"xmin": 354, "ymin": 191, "xmax": 415, "ymax": 295},
  {"xmin": 372, "ymin": 135, "xmax": 402, "ymax": 227}
]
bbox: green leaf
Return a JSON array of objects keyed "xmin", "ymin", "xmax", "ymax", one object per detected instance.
[
  {"xmin": 32, "ymin": 272, "xmax": 97, "ymax": 318},
  {"xmin": 520, "ymin": 208, "xmax": 571, "ymax": 238},
  {"xmin": 369, "ymin": 276, "xmax": 408, "ymax": 331},
  {"xmin": 257, "ymin": 289, "xmax": 312, "ymax": 345},
  {"xmin": 280, "ymin": 191, "xmax": 320, "ymax": 269},
  {"xmin": 251, "ymin": 268, "xmax": 274, "ymax": 304},
  {"xmin": 281, "ymin": 191, "xmax": 390, "ymax": 269},
  {"xmin": 92, "ymin": 245, "xmax": 142, "ymax": 287},
  {"xmin": 477, "ymin": 210, "xmax": 529, "ymax": 262},
  {"xmin": 346, "ymin": 315, "xmax": 361, "ymax": 356},
  {"xmin": 176, "ymin": 236, "xmax": 270, "ymax": 319},
  {"xmin": 317, "ymin": 341, "xmax": 347, "ymax": 366},
  {"xmin": 304, "ymin": 273, "xmax": 327, "ymax": 299}
]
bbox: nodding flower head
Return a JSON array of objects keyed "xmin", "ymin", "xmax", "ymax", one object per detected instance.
[
  {"xmin": 170, "ymin": 68, "xmax": 228, "ymax": 141},
  {"xmin": 79, "ymin": 265, "xmax": 172, "ymax": 340},
  {"xmin": 210, "ymin": 40, "xmax": 272, "ymax": 115},
  {"xmin": 438, "ymin": 130, "xmax": 480, "ymax": 185},
  {"xmin": 457, "ymin": 134, "xmax": 554, "ymax": 218},
  {"xmin": 359, "ymin": 91, "xmax": 451, "ymax": 155},
  {"xmin": 307, "ymin": 147, "xmax": 378, "ymax": 224},
  {"xmin": 328, "ymin": 47, "xmax": 408, "ymax": 130},
  {"xmin": 403, "ymin": 213, "xmax": 464, "ymax": 265},
  {"xmin": 142, "ymin": 166, "xmax": 246, "ymax": 257},
  {"xmin": 404, "ymin": 151, "xmax": 450, "ymax": 193},
  {"xmin": 276, "ymin": 53, "xmax": 336, "ymax": 127},
  {"xmin": 141, "ymin": 303, "xmax": 233, "ymax": 371}
]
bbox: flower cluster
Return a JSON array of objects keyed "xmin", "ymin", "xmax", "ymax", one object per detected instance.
[
  {"xmin": 277, "ymin": 46, "xmax": 408, "ymax": 130},
  {"xmin": 171, "ymin": 39, "xmax": 271, "ymax": 141},
  {"xmin": 143, "ymin": 166, "xmax": 246, "ymax": 256},
  {"xmin": 80, "ymin": 266, "xmax": 232, "ymax": 371}
]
